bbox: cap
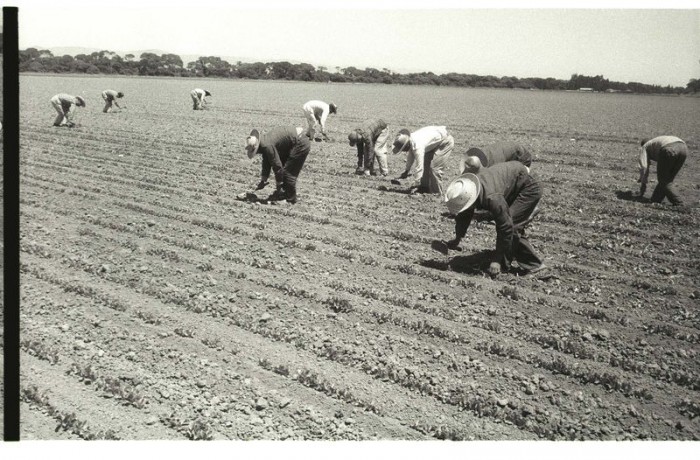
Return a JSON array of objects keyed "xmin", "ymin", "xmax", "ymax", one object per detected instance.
[
  {"xmin": 329, "ymin": 103, "xmax": 337, "ymax": 114},
  {"xmin": 245, "ymin": 129, "xmax": 260, "ymax": 159},
  {"xmin": 75, "ymin": 96, "xmax": 86, "ymax": 107}
]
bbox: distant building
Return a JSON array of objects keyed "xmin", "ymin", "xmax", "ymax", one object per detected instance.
[{"xmin": 579, "ymin": 87, "xmax": 594, "ymax": 92}]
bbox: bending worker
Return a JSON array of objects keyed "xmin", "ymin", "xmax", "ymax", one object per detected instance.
[
  {"xmin": 462, "ymin": 142, "xmax": 533, "ymax": 173},
  {"xmin": 50, "ymin": 93, "xmax": 85, "ymax": 127},
  {"xmin": 443, "ymin": 161, "xmax": 545, "ymax": 276},
  {"xmin": 302, "ymin": 100, "xmax": 337, "ymax": 141},
  {"xmin": 392, "ymin": 125, "xmax": 454, "ymax": 194},
  {"xmin": 191, "ymin": 88, "xmax": 212, "ymax": 110},
  {"xmin": 348, "ymin": 119, "xmax": 390, "ymax": 176},
  {"xmin": 245, "ymin": 127, "xmax": 311, "ymax": 204},
  {"xmin": 101, "ymin": 90, "xmax": 124, "ymax": 113},
  {"xmin": 638, "ymin": 136, "xmax": 688, "ymax": 206}
]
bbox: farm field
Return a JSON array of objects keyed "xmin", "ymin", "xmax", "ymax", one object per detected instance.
[{"xmin": 16, "ymin": 74, "xmax": 700, "ymax": 440}]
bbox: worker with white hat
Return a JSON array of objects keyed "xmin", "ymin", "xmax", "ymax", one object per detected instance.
[
  {"xmin": 461, "ymin": 142, "xmax": 532, "ymax": 174},
  {"xmin": 392, "ymin": 126, "xmax": 454, "ymax": 194},
  {"xmin": 191, "ymin": 88, "xmax": 211, "ymax": 110},
  {"xmin": 101, "ymin": 90, "xmax": 125, "ymax": 113},
  {"xmin": 50, "ymin": 93, "xmax": 85, "ymax": 127},
  {"xmin": 443, "ymin": 161, "xmax": 545, "ymax": 276},
  {"xmin": 245, "ymin": 126, "xmax": 310, "ymax": 204},
  {"xmin": 302, "ymin": 100, "xmax": 337, "ymax": 141},
  {"xmin": 348, "ymin": 119, "xmax": 390, "ymax": 176}
]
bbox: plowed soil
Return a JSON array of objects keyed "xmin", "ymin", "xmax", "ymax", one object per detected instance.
[{"xmin": 16, "ymin": 75, "xmax": 700, "ymax": 440}]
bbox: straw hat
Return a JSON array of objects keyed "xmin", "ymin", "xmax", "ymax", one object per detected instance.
[
  {"xmin": 444, "ymin": 173, "xmax": 481, "ymax": 215},
  {"xmin": 75, "ymin": 96, "xmax": 86, "ymax": 107},
  {"xmin": 392, "ymin": 129, "xmax": 412, "ymax": 154},
  {"xmin": 245, "ymin": 129, "xmax": 260, "ymax": 159},
  {"xmin": 466, "ymin": 147, "xmax": 488, "ymax": 167}
]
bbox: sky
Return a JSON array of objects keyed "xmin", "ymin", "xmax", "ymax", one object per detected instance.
[{"xmin": 10, "ymin": 0, "xmax": 700, "ymax": 87}]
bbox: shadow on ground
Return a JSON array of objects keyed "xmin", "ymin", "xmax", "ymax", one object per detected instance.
[
  {"xmin": 615, "ymin": 190, "xmax": 649, "ymax": 203},
  {"xmin": 419, "ymin": 250, "xmax": 492, "ymax": 275}
]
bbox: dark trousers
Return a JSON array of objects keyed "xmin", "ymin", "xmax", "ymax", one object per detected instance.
[
  {"xmin": 651, "ymin": 142, "xmax": 687, "ymax": 205},
  {"xmin": 281, "ymin": 136, "xmax": 311, "ymax": 202},
  {"xmin": 502, "ymin": 175, "xmax": 543, "ymax": 271}
]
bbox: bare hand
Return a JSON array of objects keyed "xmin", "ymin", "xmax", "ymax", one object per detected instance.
[{"xmin": 488, "ymin": 262, "xmax": 501, "ymax": 276}]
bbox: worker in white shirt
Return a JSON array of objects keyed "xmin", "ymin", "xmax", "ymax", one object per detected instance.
[
  {"xmin": 50, "ymin": 93, "xmax": 86, "ymax": 127},
  {"xmin": 638, "ymin": 136, "xmax": 688, "ymax": 206},
  {"xmin": 302, "ymin": 100, "xmax": 337, "ymax": 141},
  {"xmin": 392, "ymin": 126, "xmax": 454, "ymax": 194},
  {"xmin": 101, "ymin": 90, "xmax": 124, "ymax": 113},
  {"xmin": 191, "ymin": 88, "xmax": 211, "ymax": 110}
]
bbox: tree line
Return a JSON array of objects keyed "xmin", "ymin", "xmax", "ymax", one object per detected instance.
[{"xmin": 19, "ymin": 48, "xmax": 695, "ymax": 94}]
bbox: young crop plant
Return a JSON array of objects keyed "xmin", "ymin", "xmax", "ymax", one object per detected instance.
[
  {"xmin": 135, "ymin": 310, "xmax": 162, "ymax": 325},
  {"xmin": 174, "ymin": 327, "xmax": 195, "ymax": 338},
  {"xmin": 324, "ymin": 296, "xmax": 354, "ymax": 313},
  {"xmin": 21, "ymin": 339, "xmax": 60, "ymax": 364},
  {"xmin": 499, "ymin": 285, "xmax": 520, "ymax": 300}
]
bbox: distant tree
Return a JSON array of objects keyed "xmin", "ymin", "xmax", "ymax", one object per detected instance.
[{"xmin": 686, "ymin": 78, "xmax": 700, "ymax": 93}]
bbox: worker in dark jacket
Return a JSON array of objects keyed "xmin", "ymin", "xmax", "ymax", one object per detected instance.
[
  {"xmin": 348, "ymin": 119, "xmax": 390, "ymax": 176},
  {"xmin": 443, "ymin": 161, "xmax": 545, "ymax": 276},
  {"xmin": 245, "ymin": 126, "xmax": 310, "ymax": 204},
  {"xmin": 638, "ymin": 136, "xmax": 688, "ymax": 206},
  {"xmin": 461, "ymin": 142, "xmax": 533, "ymax": 174}
]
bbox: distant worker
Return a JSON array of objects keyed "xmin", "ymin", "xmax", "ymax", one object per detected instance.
[
  {"xmin": 101, "ymin": 90, "xmax": 125, "ymax": 113},
  {"xmin": 638, "ymin": 136, "xmax": 688, "ymax": 206},
  {"xmin": 348, "ymin": 119, "xmax": 390, "ymax": 176},
  {"xmin": 302, "ymin": 100, "xmax": 337, "ymax": 141},
  {"xmin": 50, "ymin": 93, "xmax": 85, "ymax": 127},
  {"xmin": 461, "ymin": 142, "xmax": 533, "ymax": 174},
  {"xmin": 443, "ymin": 162, "xmax": 545, "ymax": 276},
  {"xmin": 245, "ymin": 126, "xmax": 311, "ymax": 204},
  {"xmin": 392, "ymin": 126, "xmax": 454, "ymax": 194},
  {"xmin": 191, "ymin": 88, "xmax": 211, "ymax": 110}
]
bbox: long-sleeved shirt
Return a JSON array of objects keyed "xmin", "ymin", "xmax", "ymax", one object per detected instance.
[
  {"xmin": 102, "ymin": 90, "xmax": 120, "ymax": 101},
  {"xmin": 353, "ymin": 119, "xmax": 387, "ymax": 155},
  {"xmin": 403, "ymin": 126, "xmax": 450, "ymax": 179},
  {"xmin": 52, "ymin": 93, "xmax": 81, "ymax": 108},
  {"xmin": 478, "ymin": 142, "xmax": 531, "ymax": 167},
  {"xmin": 454, "ymin": 161, "xmax": 532, "ymax": 262},
  {"xmin": 639, "ymin": 136, "xmax": 685, "ymax": 180},
  {"xmin": 303, "ymin": 100, "xmax": 332, "ymax": 131},
  {"xmin": 259, "ymin": 127, "xmax": 304, "ymax": 183},
  {"xmin": 192, "ymin": 88, "xmax": 208, "ymax": 101}
]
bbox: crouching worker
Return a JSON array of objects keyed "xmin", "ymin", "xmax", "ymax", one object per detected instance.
[
  {"xmin": 50, "ymin": 93, "xmax": 85, "ymax": 127},
  {"xmin": 443, "ymin": 161, "xmax": 545, "ymax": 276},
  {"xmin": 461, "ymin": 142, "xmax": 533, "ymax": 173},
  {"xmin": 348, "ymin": 119, "xmax": 390, "ymax": 176},
  {"xmin": 245, "ymin": 127, "xmax": 311, "ymax": 204}
]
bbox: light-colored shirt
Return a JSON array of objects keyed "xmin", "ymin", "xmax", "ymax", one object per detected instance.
[
  {"xmin": 303, "ymin": 100, "xmax": 331, "ymax": 131},
  {"xmin": 52, "ymin": 93, "xmax": 81, "ymax": 106},
  {"xmin": 403, "ymin": 126, "xmax": 450, "ymax": 178},
  {"xmin": 639, "ymin": 136, "xmax": 685, "ymax": 180},
  {"xmin": 102, "ymin": 90, "xmax": 119, "ymax": 100},
  {"xmin": 192, "ymin": 88, "xmax": 208, "ymax": 100}
]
